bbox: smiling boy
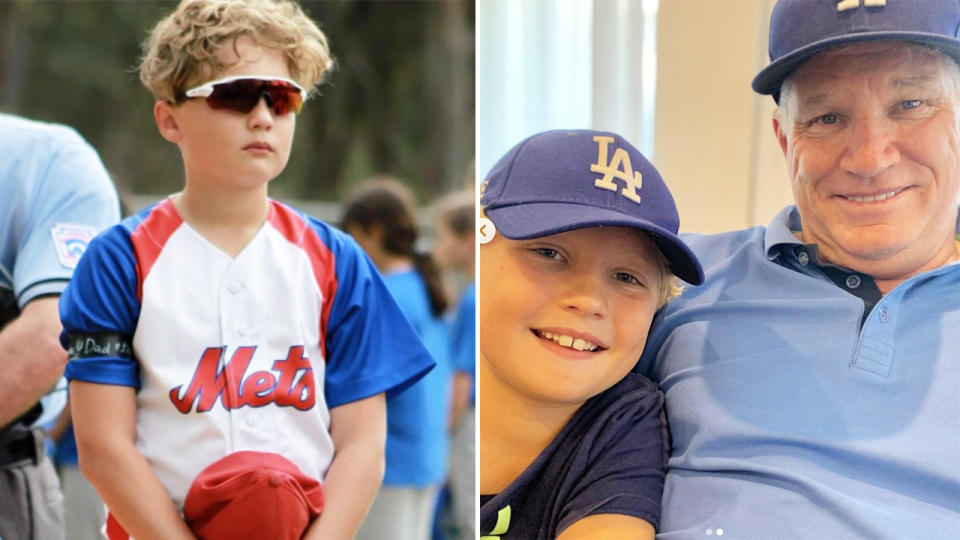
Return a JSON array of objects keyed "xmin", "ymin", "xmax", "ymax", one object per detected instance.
[
  {"xmin": 478, "ymin": 130, "xmax": 703, "ymax": 539},
  {"xmin": 57, "ymin": 1, "xmax": 434, "ymax": 539}
]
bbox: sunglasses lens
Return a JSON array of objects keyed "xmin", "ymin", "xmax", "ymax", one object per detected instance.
[
  {"xmin": 206, "ymin": 79, "xmax": 262, "ymax": 113},
  {"xmin": 206, "ymin": 79, "xmax": 303, "ymax": 115},
  {"xmin": 265, "ymin": 83, "xmax": 303, "ymax": 115}
]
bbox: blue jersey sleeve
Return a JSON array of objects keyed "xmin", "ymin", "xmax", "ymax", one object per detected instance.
[
  {"xmin": 311, "ymin": 220, "xmax": 435, "ymax": 408},
  {"xmin": 10, "ymin": 123, "xmax": 119, "ymax": 307},
  {"xmin": 59, "ymin": 224, "xmax": 141, "ymax": 388}
]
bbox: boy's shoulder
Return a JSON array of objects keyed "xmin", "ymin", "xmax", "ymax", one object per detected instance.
[
  {"xmin": 539, "ymin": 372, "xmax": 664, "ymax": 470},
  {"xmin": 99, "ymin": 198, "xmax": 361, "ymax": 256},
  {"xmin": 481, "ymin": 372, "xmax": 666, "ymax": 537},
  {"xmin": 266, "ymin": 199, "xmax": 360, "ymax": 256},
  {"xmin": 580, "ymin": 372, "xmax": 663, "ymax": 423}
]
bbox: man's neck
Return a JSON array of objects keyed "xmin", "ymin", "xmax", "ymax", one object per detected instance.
[
  {"xmin": 861, "ymin": 240, "xmax": 958, "ymax": 294},
  {"xmin": 795, "ymin": 233, "xmax": 960, "ymax": 295}
]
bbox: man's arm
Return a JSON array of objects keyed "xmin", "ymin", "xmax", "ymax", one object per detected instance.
[
  {"xmin": 304, "ymin": 392, "xmax": 386, "ymax": 540},
  {"xmin": 70, "ymin": 380, "xmax": 196, "ymax": 540},
  {"xmin": 0, "ymin": 297, "xmax": 66, "ymax": 427}
]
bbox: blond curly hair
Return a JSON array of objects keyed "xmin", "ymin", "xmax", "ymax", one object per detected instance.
[
  {"xmin": 139, "ymin": 0, "xmax": 333, "ymax": 102},
  {"xmin": 647, "ymin": 239, "xmax": 685, "ymax": 309}
]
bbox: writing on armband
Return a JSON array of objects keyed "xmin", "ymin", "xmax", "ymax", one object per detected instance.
[{"xmin": 67, "ymin": 333, "xmax": 134, "ymax": 359}]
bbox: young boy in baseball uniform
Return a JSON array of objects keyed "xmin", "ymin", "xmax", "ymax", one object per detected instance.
[
  {"xmin": 58, "ymin": 1, "xmax": 434, "ymax": 538},
  {"xmin": 478, "ymin": 130, "xmax": 703, "ymax": 539}
]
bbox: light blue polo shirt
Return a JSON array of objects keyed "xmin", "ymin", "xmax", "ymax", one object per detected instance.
[
  {"xmin": 637, "ymin": 205, "xmax": 960, "ymax": 539},
  {"xmin": 0, "ymin": 113, "xmax": 119, "ymax": 427}
]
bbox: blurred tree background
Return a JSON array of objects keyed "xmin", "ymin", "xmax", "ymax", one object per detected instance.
[{"xmin": 0, "ymin": 0, "xmax": 475, "ymax": 213}]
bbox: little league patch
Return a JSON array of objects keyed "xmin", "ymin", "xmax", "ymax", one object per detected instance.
[{"xmin": 51, "ymin": 223, "xmax": 96, "ymax": 269}]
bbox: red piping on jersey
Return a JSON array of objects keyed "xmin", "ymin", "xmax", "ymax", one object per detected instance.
[
  {"xmin": 267, "ymin": 201, "xmax": 338, "ymax": 360},
  {"xmin": 104, "ymin": 512, "xmax": 128, "ymax": 540},
  {"xmin": 130, "ymin": 198, "xmax": 183, "ymax": 301}
]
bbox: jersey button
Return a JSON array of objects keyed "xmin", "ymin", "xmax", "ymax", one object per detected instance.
[
  {"xmin": 246, "ymin": 416, "xmax": 258, "ymax": 428},
  {"xmin": 237, "ymin": 324, "xmax": 250, "ymax": 337},
  {"xmin": 878, "ymin": 308, "xmax": 890, "ymax": 323},
  {"xmin": 845, "ymin": 274, "xmax": 861, "ymax": 289},
  {"xmin": 228, "ymin": 281, "xmax": 244, "ymax": 294}
]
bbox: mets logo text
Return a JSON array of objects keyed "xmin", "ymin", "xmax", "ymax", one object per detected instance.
[{"xmin": 169, "ymin": 345, "xmax": 315, "ymax": 413}]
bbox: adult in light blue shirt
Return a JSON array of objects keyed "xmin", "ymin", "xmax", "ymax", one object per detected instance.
[
  {"xmin": 637, "ymin": 1, "xmax": 960, "ymax": 538},
  {"xmin": 0, "ymin": 113, "xmax": 119, "ymax": 540}
]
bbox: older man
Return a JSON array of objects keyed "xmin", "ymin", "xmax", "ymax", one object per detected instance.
[
  {"xmin": 637, "ymin": 1, "xmax": 960, "ymax": 538},
  {"xmin": 0, "ymin": 113, "xmax": 119, "ymax": 540}
]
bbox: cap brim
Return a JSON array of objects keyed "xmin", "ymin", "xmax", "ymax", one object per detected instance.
[
  {"xmin": 487, "ymin": 202, "xmax": 704, "ymax": 285},
  {"xmin": 752, "ymin": 31, "xmax": 960, "ymax": 100}
]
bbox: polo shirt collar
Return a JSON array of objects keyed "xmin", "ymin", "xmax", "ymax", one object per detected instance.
[{"xmin": 764, "ymin": 206, "xmax": 804, "ymax": 261}]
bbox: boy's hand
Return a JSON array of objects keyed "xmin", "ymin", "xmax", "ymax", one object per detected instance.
[
  {"xmin": 303, "ymin": 393, "xmax": 386, "ymax": 540},
  {"xmin": 71, "ymin": 381, "xmax": 197, "ymax": 540}
]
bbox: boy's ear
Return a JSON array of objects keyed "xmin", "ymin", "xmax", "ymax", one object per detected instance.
[{"xmin": 154, "ymin": 100, "xmax": 183, "ymax": 144}]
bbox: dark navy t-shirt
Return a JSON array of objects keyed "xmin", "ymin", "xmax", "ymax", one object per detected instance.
[{"xmin": 480, "ymin": 373, "xmax": 668, "ymax": 539}]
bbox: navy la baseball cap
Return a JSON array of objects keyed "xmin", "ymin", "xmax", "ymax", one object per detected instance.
[
  {"xmin": 480, "ymin": 129, "xmax": 704, "ymax": 285},
  {"xmin": 753, "ymin": 0, "xmax": 960, "ymax": 101}
]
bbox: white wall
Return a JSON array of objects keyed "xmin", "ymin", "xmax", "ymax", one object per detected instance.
[
  {"xmin": 655, "ymin": 0, "xmax": 792, "ymax": 233},
  {"xmin": 476, "ymin": 0, "xmax": 656, "ymax": 180}
]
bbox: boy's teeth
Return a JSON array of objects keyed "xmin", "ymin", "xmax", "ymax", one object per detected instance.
[{"xmin": 538, "ymin": 330, "xmax": 600, "ymax": 352}]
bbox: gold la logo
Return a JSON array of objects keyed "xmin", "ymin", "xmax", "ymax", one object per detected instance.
[
  {"xmin": 591, "ymin": 135, "xmax": 642, "ymax": 204},
  {"xmin": 837, "ymin": 0, "xmax": 885, "ymax": 12}
]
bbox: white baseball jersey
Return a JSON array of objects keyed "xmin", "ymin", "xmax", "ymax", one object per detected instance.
[{"xmin": 60, "ymin": 197, "xmax": 434, "ymax": 509}]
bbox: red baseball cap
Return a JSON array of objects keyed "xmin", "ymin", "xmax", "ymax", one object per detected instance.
[{"xmin": 183, "ymin": 451, "xmax": 325, "ymax": 540}]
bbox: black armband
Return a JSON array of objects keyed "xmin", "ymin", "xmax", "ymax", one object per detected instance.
[{"xmin": 67, "ymin": 333, "xmax": 134, "ymax": 359}]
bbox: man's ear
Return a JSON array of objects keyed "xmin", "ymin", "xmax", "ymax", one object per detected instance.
[
  {"xmin": 154, "ymin": 100, "xmax": 183, "ymax": 144},
  {"xmin": 773, "ymin": 111, "xmax": 789, "ymax": 157}
]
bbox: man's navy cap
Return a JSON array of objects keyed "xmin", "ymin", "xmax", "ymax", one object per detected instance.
[
  {"xmin": 753, "ymin": 0, "xmax": 960, "ymax": 101},
  {"xmin": 480, "ymin": 129, "xmax": 704, "ymax": 285}
]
